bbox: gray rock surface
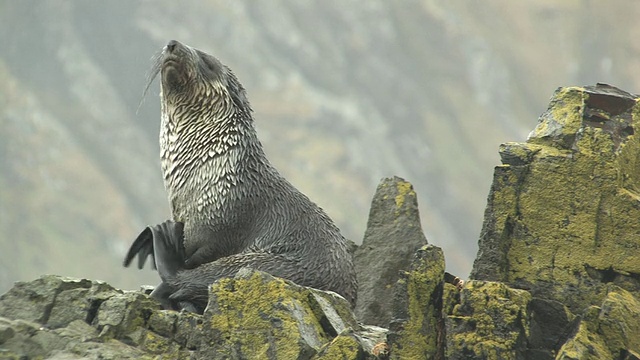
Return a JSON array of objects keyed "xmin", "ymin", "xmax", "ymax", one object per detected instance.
[
  {"xmin": 0, "ymin": 273, "xmax": 383, "ymax": 360},
  {"xmin": 354, "ymin": 176, "xmax": 428, "ymax": 327}
]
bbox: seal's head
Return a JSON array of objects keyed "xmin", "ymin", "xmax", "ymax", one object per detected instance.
[{"xmin": 146, "ymin": 40, "xmax": 251, "ymax": 119}]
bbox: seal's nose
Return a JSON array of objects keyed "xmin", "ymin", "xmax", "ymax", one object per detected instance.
[{"xmin": 167, "ymin": 40, "xmax": 179, "ymax": 52}]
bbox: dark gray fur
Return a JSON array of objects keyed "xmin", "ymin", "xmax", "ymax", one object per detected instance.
[{"xmin": 124, "ymin": 40, "xmax": 357, "ymax": 312}]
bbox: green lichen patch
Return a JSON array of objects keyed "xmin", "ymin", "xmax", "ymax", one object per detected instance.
[
  {"xmin": 555, "ymin": 312, "xmax": 612, "ymax": 360},
  {"xmin": 442, "ymin": 283, "xmax": 460, "ymax": 316},
  {"xmin": 139, "ymin": 329, "xmax": 181, "ymax": 356},
  {"xmin": 313, "ymin": 332, "xmax": 364, "ymax": 359},
  {"xmin": 173, "ymin": 310, "xmax": 203, "ymax": 350},
  {"xmin": 473, "ymin": 85, "xmax": 640, "ymax": 313},
  {"xmin": 596, "ymin": 286, "xmax": 640, "ymax": 355},
  {"xmin": 499, "ymin": 142, "xmax": 543, "ymax": 166},
  {"xmin": 528, "ymin": 86, "xmax": 586, "ymax": 150},
  {"xmin": 201, "ymin": 270, "xmax": 331, "ymax": 359},
  {"xmin": 146, "ymin": 310, "xmax": 177, "ymax": 339},
  {"xmin": 389, "ymin": 245, "xmax": 444, "ymax": 360},
  {"xmin": 446, "ymin": 281, "xmax": 531, "ymax": 360},
  {"xmin": 394, "ymin": 180, "xmax": 416, "ymax": 214},
  {"xmin": 554, "ymin": 287, "xmax": 640, "ymax": 360}
]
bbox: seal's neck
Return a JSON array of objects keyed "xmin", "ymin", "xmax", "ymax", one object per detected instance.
[{"xmin": 160, "ymin": 98, "xmax": 269, "ymax": 219}]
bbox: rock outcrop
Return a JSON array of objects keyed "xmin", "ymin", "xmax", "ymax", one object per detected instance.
[
  {"xmin": 0, "ymin": 272, "xmax": 387, "ymax": 359},
  {"xmin": 457, "ymin": 84, "xmax": 640, "ymax": 358},
  {"xmin": 354, "ymin": 176, "xmax": 429, "ymax": 327},
  {"xmin": 388, "ymin": 245, "xmax": 445, "ymax": 360},
  {"xmin": 2, "ymin": 84, "xmax": 640, "ymax": 359}
]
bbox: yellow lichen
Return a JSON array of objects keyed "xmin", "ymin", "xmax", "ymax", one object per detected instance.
[
  {"xmin": 141, "ymin": 330, "xmax": 172, "ymax": 354},
  {"xmin": 394, "ymin": 181, "xmax": 413, "ymax": 210},
  {"xmin": 314, "ymin": 334, "xmax": 361, "ymax": 359},
  {"xmin": 550, "ymin": 87, "xmax": 586, "ymax": 137},
  {"xmin": 556, "ymin": 307, "xmax": 612, "ymax": 360},
  {"xmin": 481, "ymin": 86, "xmax": 640, "ymax": 311},
  {"xmin": 391, "ymin": 245, "xmax": 444, "ymax": 359},
  {"xmin": 205, "ymin": 272, "xmax": 328, "ymax": 359},
  {"xmin": 446, "ymin": 281, "xmax": 531, "ymax": 360}
]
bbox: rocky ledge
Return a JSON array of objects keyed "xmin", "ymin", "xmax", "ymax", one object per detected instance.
[{"xmin": 2, "ymin": 84, "xmax": 640, "ymax": 359}]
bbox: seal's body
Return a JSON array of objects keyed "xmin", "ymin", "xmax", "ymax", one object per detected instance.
[{"xmin": 125, "ymin": 40, "xmax": 356, "ymax": 312}]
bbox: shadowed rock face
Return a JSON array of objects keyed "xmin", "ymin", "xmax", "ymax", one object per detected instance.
[{"xmin": 354, "ymin": 176, "xmax": 428, "ymax": 328}]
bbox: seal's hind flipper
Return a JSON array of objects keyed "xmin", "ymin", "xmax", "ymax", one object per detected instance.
[
  {"xmin": 150, "ymin": 220, "xmax": 186, "ymax": 282},
  {"xmin": 123, "ymin": 226, "xmax": 156, "ymax": 270}
]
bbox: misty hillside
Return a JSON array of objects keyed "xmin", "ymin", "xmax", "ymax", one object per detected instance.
[{"xmin": 1, "ymin": 0, "xmax": 638, "ymax": 293}]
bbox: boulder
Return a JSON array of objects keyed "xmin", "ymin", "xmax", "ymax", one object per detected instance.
[
  {"xmin": 197, "ymin": 268, "xmax": 358, "ymax": 359},
  {"xmin": 0, "ymin": 272, "xmax": 379, "ymax": 359},
  {"xmin": 354, "ymin": 176, "xmax": 429, "ymax": 327}
]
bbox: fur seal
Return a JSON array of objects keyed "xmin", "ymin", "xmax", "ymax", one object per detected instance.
[{"xmin": 124, "ymin": 40, "xmax": 357, "ymax": 313}]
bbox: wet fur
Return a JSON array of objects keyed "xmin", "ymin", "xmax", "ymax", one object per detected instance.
[{"xmin": 124, "ymin": 40, "xmax": 357, "ymax": 313}]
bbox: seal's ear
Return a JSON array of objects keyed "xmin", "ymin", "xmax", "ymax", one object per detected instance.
[
  {"xmin": 224, "ymin": 68, "xmax": 252, "ymax": 113},
  {"xmin": 123, "ymin": 226, "xmax": 156, "ymax": 270}
]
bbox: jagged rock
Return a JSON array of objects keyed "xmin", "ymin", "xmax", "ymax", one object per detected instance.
[
  {"xmin": 526, "ymin": 297, "xmax": 575, "ymax": 358},
  {"xmin": 556, "ymin": 286, "xmax": 640, "ymax": 360},
  {"xmin": 388, "ymin": 245, "xmax": 444, "ymax": 360},
  {"xmin": 445, "ymin": 281, "xmax": 531, "ymax": 360},
  {"xmin": 462, "ymin": 83, "xmax": 640, "ymax": 358},
  {"xmin": 0, "ymin": 275, "xmax": 171, "ymax": 359},
  {"xmin": 0, "ymin": 275, "xmax": 117, "ymax": 326},
  {"xmin": 354, "ymin": 176, "xmax": 429, "ymax": 327},
  {"xmin": 0, "ymin": 272, "xmax": 377, "ymax": 359},
  {"xmin": 472, "ymin": 84, "xmax": 640, "ymax": 314}
]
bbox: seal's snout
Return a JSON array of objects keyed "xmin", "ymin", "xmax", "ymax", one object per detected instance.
[{"xmin": 166, "ymin": 40, "xmax": 180, "ymax": 53}]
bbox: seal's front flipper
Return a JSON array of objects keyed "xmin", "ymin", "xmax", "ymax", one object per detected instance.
[
  {"xmin": 123, "ymin": 220, "xmax": 184, "ymax": 271},
  {"xmin": 123, "ymin": 226, "xmax": 155, "ymax": 269},
  {"xmin": 150, "ymin": 220, "xmax": 186, "ymax": 282}
]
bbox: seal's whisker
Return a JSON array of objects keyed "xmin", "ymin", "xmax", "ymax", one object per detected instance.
[{"xmin": 136, "ymin": 50, "xmax": 164, "ymax": 115}]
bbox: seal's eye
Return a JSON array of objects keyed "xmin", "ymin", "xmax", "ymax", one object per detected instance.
[
  {"xmin": 200, "ymin": 54, "xmax": 220, "ymax": 75},
  {"xmin": 203, "ymin": 57, "xmax": 217, "ymax": 71}
]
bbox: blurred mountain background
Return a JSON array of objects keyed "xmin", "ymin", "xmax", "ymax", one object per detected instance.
[{"xmin": 1, "ymin": 0, "xmax": 638, "ymax": 294}]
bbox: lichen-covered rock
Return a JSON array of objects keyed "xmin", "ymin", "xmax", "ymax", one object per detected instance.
[
  {"xmin": 313, "ymin": 329, "xmax": 366, "ymax": 359},
  {"xmin": 0, "ymin": 275, "xmax": 118, "ymax": 326},
  {"xmin": 471, "ymin": 84, "xmax": 640, "ymax": 314},
  {"xmin": 556, "ymin": 286, "xmax": 640, "ymax": 359},
  {"xmin": 0, "ymin": 272, "xmax": 371, "ymax": 359},
  {"xmin": 198, "ymin": 268, "xmax": 358, "ymax": 359},
  {"xmin": 0, "ymin": 275, "xmax": 168, "ymax": 359},
  {"xmin": 354, "ymin": 176, "xmax": 429, "ymax": 328},
  {"xmin": 446, "ymin": 281, "xmax": 531, "ymax": 360},
  {"xmin": 388, "ymin": 245, "xmax": 444, "ymax": 360}
]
